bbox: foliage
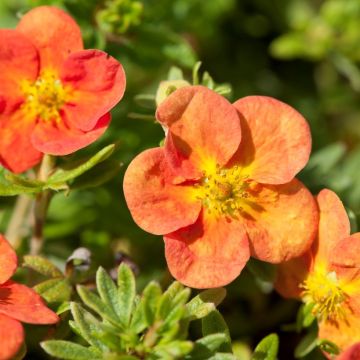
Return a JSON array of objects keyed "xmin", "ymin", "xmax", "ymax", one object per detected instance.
[{"xmin": 1, "ymin": 0, "xmax": 360, "ymax": 358}]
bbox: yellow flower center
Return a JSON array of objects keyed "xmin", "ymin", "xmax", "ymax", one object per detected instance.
[
  {"xmin": 301, "ymin": 269, "xmax": 348, "ymax": 322},
  {"xmin": 193, "ymin": 164, "xmax": 260, "ymax": 217},
  {"xmin": 21, "ymin": 69, "xmax": 71, "ymax": 122}
]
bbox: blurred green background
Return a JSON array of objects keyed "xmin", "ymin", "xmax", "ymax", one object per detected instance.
[{"xmin": 1, "ymin": 0, "xmax": 360, "ymax": 358}]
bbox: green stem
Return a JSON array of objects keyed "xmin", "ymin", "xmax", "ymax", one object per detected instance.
[
  {"xmin": 30, "ymin": 154, "xmax": 55, "ymax": 255},
  {"xmin": 5, "ymin": 194, "xmax": 32, "ymax": 249}
]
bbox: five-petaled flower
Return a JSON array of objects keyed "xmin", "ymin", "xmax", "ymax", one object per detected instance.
[
  {"xmin": 276, "ymin": 189, "xmax": 360, "ymax": 353},
  {"xmin": 124, "ymin": 85, "xmax": 318, "ymax": 288},
  {"xmin": 0, "ymin": 6, "xmax": 126, "ymax": 173},
  {"xmin": 0, "ymin": 234, "xmax": 59, "ymax": 360}
]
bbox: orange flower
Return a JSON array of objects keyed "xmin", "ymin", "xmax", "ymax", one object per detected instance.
[
  {"xmin": 124, "ymin": 86, "xmax": 318, "ymax": 288},
  {"xmin": 0, "ymin": 235, "xmax": 58, "ymax": 360},
  {"xmin": 0, "ymin": 6, "xmax": 126, "ymax": 173},
  {"xmin": 276, "ymin": 189, "xmax": 360, "ymax": 352}
]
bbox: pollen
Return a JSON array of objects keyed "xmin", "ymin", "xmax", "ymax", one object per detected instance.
[
  {"xmin": 21, "ymin": 69, "xmax": 71, "ymax": 122},
  {"xmin": 193, "ymin": 164, "xmax": 259, "ymax": 217},
  {"xmin": 301, "ymin": 269, "xmax": 348, "ymax": 322}
]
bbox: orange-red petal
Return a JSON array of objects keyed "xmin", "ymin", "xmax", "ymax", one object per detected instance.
[
  {"xmin": 0, "ymin": 314, "xmax": 24, "ymax": 360},
  {"xmin": 61, "ymin": 49, "xmax": 126, "ymax": 132},
  {"xmin": 31, "ymin": 112, "xmax": 110, "ymax": 155},
  {"xmin": 123, "ymin": 147, "xmax": 201, "ymax": 235},
  {"xmin": 0, "ymin": 280, "xmax": 59, "ymax": 324},
  {"xmin": 319, "ymin": 315, "xmax": 360, "ymax": 352},
  {"xmin": 244, "ymin": 179, "xmax": 318, "ymax": 263},
  {"xmin": 16, "ymin": 6, "xmax": 83, "ymax": 69},
  {"xmin": 0, "ymin": 110, "xmax": 42, "ymax": 173},
  {"xmin": 164, "ymin": 212, "xmax": 250, "ymax": 288},
  {"xmin": 315, "ymin": 189, "xmax": 351, "ymax": 263},
  {"xmin": 0, "ymin": 29, "xmax": 39, "ymax": 114},
  {"xmin": 338, "ymin": 343, "xmax": 360, "ymax": 360},
  {"xmin": 156, "ymin": 86, "xmax": 242, "ymax": 178},
  {"xmin": 0, "ymin": 235, "xmax": 17, "ymax": 285},
  {"xmin": 274, "ymin": 254, "xmax": 312, "ymax": 299},
  {"xmin": 232, "ymin": 96, "xmax": 311, "ymax": 184}
]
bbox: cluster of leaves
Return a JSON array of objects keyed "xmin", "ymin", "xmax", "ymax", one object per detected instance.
[
  {"xmin": 40, "ymin": 263, "xmax": 278, "ymax": 360},
  {"xmin": 271, "ymin": 0, "xmax": 360, "ymax": 61}
]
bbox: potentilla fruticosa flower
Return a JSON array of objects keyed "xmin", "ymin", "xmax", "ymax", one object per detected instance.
[
  {"xmin": 0, "ymin": 6, "xmax": 126, "ymax": 173},
  {"xmin": 124, "ymin": 86, "xmax": 318, "ymax": 288},
  {"xmin": 0, "ymin": 234, "xmax": 59, "ymax": 360},
  {"xmin": 276, "ymin": 189, "xmax": 360, "ymax": 352}
]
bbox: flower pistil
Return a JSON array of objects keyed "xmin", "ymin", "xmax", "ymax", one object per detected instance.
[{"xmin": 21, "ymin": 69, "xmax": 71, "ymax": 122}]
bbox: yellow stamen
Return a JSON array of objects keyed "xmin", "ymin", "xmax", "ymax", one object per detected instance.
[
  {"xmin": 21, "ymin": 69, "xmax": 71, "ymax": 122},
  {"xmin": 193, "ymin": 164, "xmax": 260, "ymax": 217},
  {"xmin": 301, "ymin": 269, "xmax": 348, "ymax": 322}
]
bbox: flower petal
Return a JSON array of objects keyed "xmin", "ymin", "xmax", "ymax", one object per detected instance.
[
  {"xmin": 233, "ymin": 96, "xmax": 311, "ymax": 184},
  {"xmin": 274, "ymin": 254, "xmax": 312, "ymax": 299},
  {"xmin": 328, "ymin": 233, "xmax": 360, "ymax": 284},
  {"xmin": 156, "ymin": 86, "xmax": 242, "ymax": 178},
  {"xmin": 164, "ymin": 212, "xmax": 250, "ymax": 288},
  {"xmin": 0, "ymin": 29, "xmax": 39, "ymax": 114},
  {"xmin": 0, "ymin": 235, "xmax": 17, "ymax": 285},
  {"xmin": 123, "ymin": 147, "xmax": 201, "ymax": 235},
  {"xmin": 319, "ymin": 315, "xmax": 360, "ymax": 352},
  {"xmin": 338, "ymin": 343, "xmax": 360, "ymax": 360},
  {"xmin": 245, "ymin": 179, "xmax": 318, "ymax": 263},
  {"xmin": 17, "ymin": 6, "xmax": 83, "ymax": 69},
  {"xmin": 315, "ymin": 189, "xmax": 351, "ymax": 262},
  {"xmin": 0, "ymin": 314, "xmax": 24, "ymax": 360},
  {"xmin": 31, "ymin": 112, "xmax": 110, "ymax": 155},
  {"xmin": 61, "ymin": 49, "xmax": 126, "ymax": 131},
  {"xmin": 0, "ymin": 110, "xmax": 42, "ymax": 173},
  {"xmin": 0, "ymin": 280, "xmax": 59, "ymax": 324}
]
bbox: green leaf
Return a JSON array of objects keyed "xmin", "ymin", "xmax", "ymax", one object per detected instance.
[
  {"xmin": 5, "ymin": 172, "xmax": 44, "ymax": 188},
  {"xmin": 208, "ymin": 354, "xmax": 238, "ymax": 360},
  {"xmin": 23, "ymin": 255, "xmax": 63, "ymax": 278},
  {"xmin": 70, "ymin": 302, "xmax": 106, "ymax": 350},
  {"xmin": 117, "ymin": 263, "xmax": 136, "ymax": 326},
  {"xmin": 164, "ymin": 281, "xmax": 184, "ymax": 299},
  {"xmin": 134, "ymin": 94, "xmax": 156, "ymax": 109},
  {"xmin": 252, "ymin": 333, "xmax": 279, "ymax": 360},
  {"xmin": 306, "ymin": 142, "xmax": 346, "ymax": 174},
  {"xmin": 168, "ymin": 66, "xmax": 184, "ymax": 81},
  {"xmin": 96, "ymin": 267, "xmax": 121, "ymax": 320},
  {"xmin": 318, "ymin": 339, "xmax": 340, "ymax": 356},
  {"xmin": 0, "ymin": 182, "xmax": 41, "ymax": 196},
  {"xmin": 129, "ymin": 295, "xmax": 147, "ymax": 333},
  {"xmin": 71, "ymin": 160, "xmax": 122, "ymax": 190},
  {"xmin": 202, "ymin": 311, "xmax": 232, "ymax": 353},
  {"xmin": 47, "ymin": 144, "xmax": 115, "ymax": 185},
  {"xmin": 296, "ymin": 303, "xmax": 315, "ymax": 331},
  {"xmin": 142, "ymin": 281, "xmax": 162, "ymax": 325},
  {"xmin": 153, "ymin": 340, "xmax": 193, "ymax": 358},
  {"xmin": 186, "ymin": 288, "xmax": 226, "ymax": 321},
  {"xmin": 34, "ymin": 278, "xmax": 72, "ymax": 303},
  {"xmin": 192, "ymin": 61, "xmax": 202, "ymax": 85},
  {"xmin": 190, "ymin": 333, "xmax": 229, "ymax": 359},
  {"xmin": 41, "ymin": 340, "xmax": 101, "ymax": 360},
  {"xmin": 347, "ymin": 207, "xmax": 358, "ymax": 233},
  {"xmin": 76, "ymin": 286, "xmax": 120, "ymax": 328},
  {"xmin": 294, "ymin": 328, "xmax": 318, "ymax": 358},
  {"xmin": 56, "ymin": 301, "xmax": 71, "ymax": 315}
]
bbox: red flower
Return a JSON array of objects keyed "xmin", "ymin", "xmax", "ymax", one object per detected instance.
[
  {"xmin": 0, "ymin": 6, "xmax": 126, "ymax": 173},
  {"xmin": 0, "ymin": 235, "xmax": 59, "ymax": 360},
  {"xmin": 124, "ymin": 86, "xmax": 318, "ymax": 288}
]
